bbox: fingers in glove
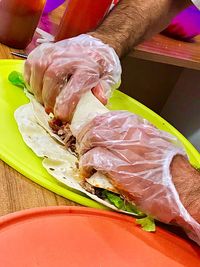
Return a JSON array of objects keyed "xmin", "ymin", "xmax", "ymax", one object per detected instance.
[
  {"xmin": 29, "ymin": 61, "xmax": 48, "ymax": 104},
  {"xmin": 77, "ymin": 111, "xmax": 145, "ymax": 155},
  {"xmin": 80, "ymin": 146, "xmax": 146, "ymax": 204},
  {"xmin": 24, "ymin": 60, "xmax": 32, "ymax": 89},
  {"xmin": 54, "ymin": 69, "xmax": 99, "ymax": 122},
  {"xmin": 92, "ymin": 83, "xmax": 107, "ymax": 105},
  {"xmin": 80, "ymin": 147, "xmax": 117, "ymax": 178},
  {"xmin": 24, "ymin": 43, "xmax": 58, "ymax": 100},
  {"xmin": 80, "ymin": 147, "xmax": 163, "ymax": 208},
  {"xmin": 42, "ymin": 65, "xmax": 71, "ymax": 113}
]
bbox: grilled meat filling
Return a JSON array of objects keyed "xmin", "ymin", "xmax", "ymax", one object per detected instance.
[{"xmin": 49, "ymin": 118, "xmax": 76, "ymax": 154}]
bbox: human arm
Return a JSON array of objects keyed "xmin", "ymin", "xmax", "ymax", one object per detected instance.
[
  {"xmin": 24, "ymin": 0, "xmax": 192, "ymax": 122},
  {"xmin": 171, "ymin": 155, "xmax": 200, "ymax": 224},
  {"xmin": 90, "ymin": 0, "xmax": 191, "ymax": 57}
]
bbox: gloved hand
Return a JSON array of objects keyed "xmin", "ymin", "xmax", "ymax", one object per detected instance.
[
  {"xmin": 24, "ymin": 34, "xmax": 121, "ymax": 122},
  {"xmin": 78, "ymin": 111, "xmax": 200, "ymax": 245}
]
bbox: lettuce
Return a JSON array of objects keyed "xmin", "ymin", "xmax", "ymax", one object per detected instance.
[
  {"xmin": 8, "ymin": 71, "xmax": 25, "ymax": 88},
  {"xmin": 103, "ymin": 190, "xmax": 156, "ymax": 232},
  {"xmin": 103, "ymin": 190, "xmax": 144, "ymax": 216},
  {"xmin": 136, "ymin": 216, "xmax": 156, "ymax": 232}
]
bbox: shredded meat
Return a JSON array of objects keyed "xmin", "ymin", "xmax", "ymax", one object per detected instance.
[
  {"xmin": 80, "ymin": 181, "xmax": 108, "ymax": 199},
  {"xmin": 48, "ymin": 118, "xmax": 63, "ymax": 132},
  {"xmin": 80, "ymin": 181, "xmax": 96, "ymax": 194},
  {"xmin": 48, "ymin": 118, "xmax": 76, "ymax": 153}
]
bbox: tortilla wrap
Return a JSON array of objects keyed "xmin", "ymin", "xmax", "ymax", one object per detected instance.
[{"xmin": 14, "ymin": 91, "xmax": 136, "ymax": 214}]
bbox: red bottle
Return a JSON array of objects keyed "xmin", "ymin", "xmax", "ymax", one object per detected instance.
[
  {"xmin": 55, "ymin": 0, "xmax": 115, "ymax": 41},
  {"xmin": 0, "ymin": 0, "xmax": 46, "ymax": 49}
]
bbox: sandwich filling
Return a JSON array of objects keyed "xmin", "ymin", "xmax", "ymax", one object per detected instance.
[{"xmin": 10, "ymin": 71, "xmax": 155, "ymax": 231}]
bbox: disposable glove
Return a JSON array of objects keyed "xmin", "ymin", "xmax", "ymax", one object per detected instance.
[
  {"xmin": 24, "ymin": 34, "xmax": 121, "ymax": 122},
  {"xmin": 78, "ymin": 111, "xmax": 200, "ymax": 245}
]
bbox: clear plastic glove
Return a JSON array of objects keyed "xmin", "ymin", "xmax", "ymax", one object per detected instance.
[
  {"xmin": 78, "ymin": 111, "xmax": 200, "ymax": 245},
  {"xmin": 24, "ymin": 34, "xmax": 121, "ymax": 122}
]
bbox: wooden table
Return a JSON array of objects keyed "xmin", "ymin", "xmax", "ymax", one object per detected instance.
[
  {"xmin": 133, "ymin": 34, "xmax": 200, "ymax": 71},
  {"xmin": 1, "ymin": 3, "xmax": 200, "ymax": 217}
]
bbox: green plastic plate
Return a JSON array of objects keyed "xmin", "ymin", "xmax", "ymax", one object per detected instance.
[{"xmin": 1, "ymin": 60, "xmax": 200, "ymax": 209}]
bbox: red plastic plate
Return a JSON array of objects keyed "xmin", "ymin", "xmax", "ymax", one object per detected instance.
[{"xmin": 0, "ymin": 206, "xmax": 199, "ymax": 267}]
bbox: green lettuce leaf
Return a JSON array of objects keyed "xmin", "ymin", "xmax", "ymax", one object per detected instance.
[
  {"xmin": 103, "ymin": 190, "xmax": 156, "ymax": 231},
  {"xmin": 136, "ymin": 216, "xmax": 156, "ymax": 232},
  {"xmin": 103, "ymin": 190, "xmax": 124, "ymax": 209},
  {"xmin": 8, "ymin": 71, "xmax": 25, "ymax": 88},
  {"xmin": 103, "ymin": 190, "xmax": 144, "ymax": 216}
]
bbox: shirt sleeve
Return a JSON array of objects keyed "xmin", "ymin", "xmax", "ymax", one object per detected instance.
[{"xmin": 191, "ymin": 0, "xmax": 200, "ymax": 10}]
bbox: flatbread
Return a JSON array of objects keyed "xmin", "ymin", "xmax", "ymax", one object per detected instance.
[
  {"xmin": 25, "ymin": 91, "xmax": 65, "ymax": 145},
  {"xmin": 86, "ymin": 172, "xmax": 119, "ymax": 194},
  {"xmin": 70, "ymin": 91, "xmax": 108, "ymax": 137},
  {"xmin": 14, "ymin": 94, "xmax": 136, "ymax": 214}
]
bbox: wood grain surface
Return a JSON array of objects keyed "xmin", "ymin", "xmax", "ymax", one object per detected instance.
[
  {"xmin": 132, "ymin": 34, "xmax": 200, "ymax": 71},
  {"xmin": 0, "ymin": 161, "xmax": 78, "ymax": 217}
]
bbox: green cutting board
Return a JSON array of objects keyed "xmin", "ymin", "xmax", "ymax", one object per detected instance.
[{"xmin": 1, "ymin": 60, "xmax": 200, "ymax": 209}]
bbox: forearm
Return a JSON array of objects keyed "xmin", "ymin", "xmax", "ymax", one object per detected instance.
[
  {"xmin": 90, "ymin": 0, "xmax": 190, "ymax": 57},
  {"xmin": 171, "ymin": 155, "xmax": 200, "ymax": 224}
]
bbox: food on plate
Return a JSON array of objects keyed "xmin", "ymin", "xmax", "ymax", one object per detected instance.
[
  {"xmin": 10, "ymin": 71, "xmax": 155, "ymax": 231},
  {"xmin": 9, "ymin": 71, "xmax": 200, "ymax": 245}
]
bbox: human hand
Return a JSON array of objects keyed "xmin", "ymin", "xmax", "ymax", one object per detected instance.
[
  {"xmin": 24, "ymin": 34, "xmax": 121, "ymax": 122},
  {"xmin": 78, "ymin": 111, "xmax": 200, "ymax": 244}
]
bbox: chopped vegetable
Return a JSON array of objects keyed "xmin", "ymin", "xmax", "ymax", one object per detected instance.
[
  {"xmin": 136, "ymin": 216, "xmax": 156, "ymax": 232},
  {"xmin": 103, "ymin": 190, "xmax": 144, "ymax": 216},
  {"xmin": 8, "ymin": 71, "xmax": 25, "ymax": 88},
  {"xmin": 103, "ymin": 190, "xmax": 156, "ymax": 232}
]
